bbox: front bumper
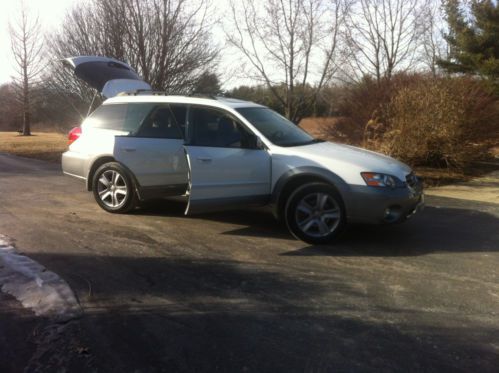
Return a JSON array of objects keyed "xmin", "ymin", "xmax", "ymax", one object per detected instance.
[{"xmin": 345, "ymin": 179, "xmax": 424, "ymax": 224}]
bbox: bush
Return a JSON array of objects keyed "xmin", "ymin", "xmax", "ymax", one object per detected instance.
[
  {"xmin": 332, "ymin": 73, "xmax": 422, "ymax": 142},
  {"xmin": 381, "ymin": 77, "xmax": 499, "ymax": 168}
]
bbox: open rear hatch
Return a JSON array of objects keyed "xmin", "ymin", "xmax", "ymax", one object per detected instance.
[{"xmin": 63, "ymin": 56, "xmax": 151, "ymax": 98}]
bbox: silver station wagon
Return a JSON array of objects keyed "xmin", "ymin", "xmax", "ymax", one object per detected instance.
[{"xmin": 62, "ymin": 56, "xmax": 424, "ymax": 244}]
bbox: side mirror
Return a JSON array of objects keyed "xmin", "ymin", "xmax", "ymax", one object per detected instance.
[{"xmin": 246, "ymin": 134, "xmax": 263, "ymax": 149}]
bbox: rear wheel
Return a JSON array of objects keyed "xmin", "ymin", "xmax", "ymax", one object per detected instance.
[
  {"xmin": 285, "ymin": 183, "xmax": 345, "ymax": 244},
  {"xmin": 92, "ymin": 162, "xmax": 137, "ymax": 213}
]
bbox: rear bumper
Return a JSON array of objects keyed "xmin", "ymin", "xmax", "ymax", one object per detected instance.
[{"xmin": 346, "ymin": 180, "xmax": 424, "ymax": 224}]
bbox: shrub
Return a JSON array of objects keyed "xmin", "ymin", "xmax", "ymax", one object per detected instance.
[
  {"xmin": 332, "ymin": 73, "xmax": 423, "ymax": 142},
  {"xmin": 381, "ymin": 77, "xmax": 499, "ymax": 168}
]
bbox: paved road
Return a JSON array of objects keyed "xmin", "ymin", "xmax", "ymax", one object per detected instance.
[{"xmin": 0, "ymin": 153, "xmax": 498, "ymax": 372}]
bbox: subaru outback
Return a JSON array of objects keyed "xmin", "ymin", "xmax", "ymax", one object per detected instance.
[{"xmin": 62, "ymin": 56, "xmax": 424, "ymax": 244}]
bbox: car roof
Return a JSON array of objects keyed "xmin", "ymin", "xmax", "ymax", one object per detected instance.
[{"xmin": 103, "ymin": 94, "xmax": 265, "ymax": 110}]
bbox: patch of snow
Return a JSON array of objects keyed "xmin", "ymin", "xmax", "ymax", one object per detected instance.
[{"xmin": 0, "ymin": 235, "xmax": 81, "ymax": 320}]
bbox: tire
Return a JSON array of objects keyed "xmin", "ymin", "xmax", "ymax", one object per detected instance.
[
  {"xmin": 284, "ymin": 182, "xmax": 346, "ymax": 244},
  {"xmin": 92, "ymin": 162, "xmax": 137, "ymax": 213}
]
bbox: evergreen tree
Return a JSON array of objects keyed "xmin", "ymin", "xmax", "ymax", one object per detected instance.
[
  {"xmin": 192, "ymin": 72, "xmax": 222, "ymax": 96},
  {"xmin": 439, "ymin": 0, "xmax": 499, "ymax": 84}
]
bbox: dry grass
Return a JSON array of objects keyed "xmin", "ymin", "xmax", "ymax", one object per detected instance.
[
  {"xmin": 0, "ymin": 132, "xmax": 67, "ymax": 163},
  {"xmin": 299, "ymin": 117, "xmax": 340, "ymax": 137},
  {"xmin": 300, "ymin": 116, "xmax": 364, "ymax": 145}
]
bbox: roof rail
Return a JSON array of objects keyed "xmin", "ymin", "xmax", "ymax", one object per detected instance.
[
  {"xmin": 189, "ymin": 93, "xmax": 218, "ymax": 99},
  {"xmin": 117, "ymin": 89, "xmax": 165, "ymax": 96},
  {"xmin": 116, "ymin": 90, "xmax": 227, "ymax": 100}
]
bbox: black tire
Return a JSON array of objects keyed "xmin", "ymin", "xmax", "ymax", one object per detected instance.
[
  {"xmin": 92, "ymin": 162, "xmax": 137, "ymax": 213},
  {"xmin": 284, "ymin": 182, "xmax": 346, "ymax": 244}
]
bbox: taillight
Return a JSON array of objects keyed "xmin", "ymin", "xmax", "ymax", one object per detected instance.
[{"xmin": 68, "ymin": 127, "xmax": 82, "ymax": 145}]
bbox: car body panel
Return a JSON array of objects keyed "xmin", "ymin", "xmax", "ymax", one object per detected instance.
[
  {"xmin": 269, "ymin": 141, "xmax": 412, "ymax": 188},
  {"xmin": 114, "ymin": 136, "xmax": 188, "ymax": 187},
  {"xmin": 184, "ymin": 146, "xmax": 272, "ymax": 214},
  {"xmin": 63, "ymin": 126, "xmax": 128, "ymax": 186}
]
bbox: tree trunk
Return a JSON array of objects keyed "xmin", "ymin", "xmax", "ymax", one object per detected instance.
[{"xmin": 22, "ymin": 66, "xmax": 31, "ymax": 136}]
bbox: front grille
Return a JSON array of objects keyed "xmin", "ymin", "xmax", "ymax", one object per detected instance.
[{"xmin": 405, "ymin": 172, "xmax": 418, "ymax": 187}]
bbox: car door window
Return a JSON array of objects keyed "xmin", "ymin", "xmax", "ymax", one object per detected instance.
[
  {"xmin": 189, "ymin": 107, "xmax": 253, "ymax": 148},
  {"xmin": 169, "ymin": 104, "xmax": 188, "ymax": 139},
  {"xmin": 134, "ymin": 105, "xmax": 183, "ymax": 139}
]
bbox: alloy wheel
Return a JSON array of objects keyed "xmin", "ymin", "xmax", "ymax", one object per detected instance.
[
  {"xmin": 96, "ymin": 170, "xmax": 128, "ymax": 208},
  {"xmin": 294, "ymin": 192, "xmax": 341, "ymax": 238}
]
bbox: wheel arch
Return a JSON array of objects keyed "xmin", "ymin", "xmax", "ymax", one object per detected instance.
[
  {"xmin": 272, "ymin": 167, "xmax": 350, "ymax": 221},
  {"xmin": 86, "ymin": 156, "xmax": 116, "ymax": 191},
  {"xmin": 86, "ymin": 156, "xmax": 141, "ymax": 197}
]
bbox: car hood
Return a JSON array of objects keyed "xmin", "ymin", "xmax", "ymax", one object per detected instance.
[{"xmin": 286, "ymin": 141, "xmax": 412, "ymax": 181}]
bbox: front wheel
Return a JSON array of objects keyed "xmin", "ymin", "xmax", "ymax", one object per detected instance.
[
  {"xmin": 284, "ymin": 183, "xmax": 346, "ymax": 244},
  {"xmin": 92, "ymin": 162, "xmax": 137, "ymax": 213}
]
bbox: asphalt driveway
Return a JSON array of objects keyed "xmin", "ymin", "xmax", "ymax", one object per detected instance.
[{"xmin": 0, "ymin": 153, "xmax": 498, "ymax": 372}]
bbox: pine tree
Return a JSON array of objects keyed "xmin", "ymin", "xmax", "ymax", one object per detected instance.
[{"xmin": 439, "ymin": 0, "xmax": 499, "ymax": 84}]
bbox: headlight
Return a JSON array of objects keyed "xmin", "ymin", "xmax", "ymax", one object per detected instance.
[{"xmin": 361, "ymin": 172, "xmax": 399, "ymax": 188}]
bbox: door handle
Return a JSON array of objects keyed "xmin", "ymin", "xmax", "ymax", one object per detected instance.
[
  {"xmin": 121, "ymin": 148, "xmax": 136, "ymax": 152},
  {"xmin": 196, "ymin": 157, "xmax": 212, "ymax": 163}
]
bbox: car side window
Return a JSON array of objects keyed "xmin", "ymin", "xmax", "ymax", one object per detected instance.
[
  {"xmin": 85, "ymin": 104, "xmax": 128, "ymax": 130},
  {"xmin": 124, "ymin": 103, "xmax": 155, "ymax": 132},
  {"xmin": 189, "ymin": 107, "xmax": 253, "ymax": 148},
  {"xmin": 134, "ymin": 105, "xmax": 183, "ymax": 139}
]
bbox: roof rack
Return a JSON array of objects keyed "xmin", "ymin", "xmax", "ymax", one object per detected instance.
[
  {"xmin": 117, "ymin": 89, "xmax": 167, "ymax": 96},
  {"xmin": 117, "ymin": 90, "xmax": 223, "ymax": 99}
]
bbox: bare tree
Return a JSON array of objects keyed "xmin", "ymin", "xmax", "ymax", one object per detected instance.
[
  {"xmin": 420, "ymin": 1, "xmax": 448, "ymax": 77},
  {"xmin": 343, "ymin": 0, "xmax": 426, "ymax": 83},
  {"xmin": 9, "ymin": 2, "xmax": 44, "ymax": 135},
  {"xmin": 226, "ymin": 0, "xmax": 350, "ymax": 123},
  {"xmin": 47, "ymin": 0, "xmax": 219, "ymax": 105}
]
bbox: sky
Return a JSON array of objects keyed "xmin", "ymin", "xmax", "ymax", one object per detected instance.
[
  {"xmin": 0, "ymin": 0, "xmax": 242, "ymax": 87},
  {"xmin": 0, "ymin": 0, "xmax": 78, "ymax": 83},
  {"xmin": 0, "ymin": 0, "xmax": 253, "ymax": 89},
  {"xmin": 0, "ymin": 0, "xmax": 346, "ymax": 89}
]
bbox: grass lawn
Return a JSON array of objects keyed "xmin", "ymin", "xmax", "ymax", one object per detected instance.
[{"xmin": 0, "ymin": 132, "xmax": 67, "ymax": 163}]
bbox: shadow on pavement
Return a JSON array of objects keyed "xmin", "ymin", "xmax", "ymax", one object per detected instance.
[
  {"xmin": 136, "ymin": 198, "xmax": 499, "ymax": 256},
  {"xmin": 282, "ymin": 204, "xmax": 499, "ymax": 257},
  {"xmin": 2, "ymin": 254, "xmax": 498, "ymax": 372}
]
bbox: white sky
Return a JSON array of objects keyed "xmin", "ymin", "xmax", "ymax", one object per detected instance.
[
  {"xmin": 0, "ymin": 0, "xmax": 244, "ymax": 87},
  {"xmin": 0, "ymin": 0, "xmax": 345, "ymax": 89},
  {"xmin": 0, "ymin": 0, "xmax": 78, "ymax": 83}
]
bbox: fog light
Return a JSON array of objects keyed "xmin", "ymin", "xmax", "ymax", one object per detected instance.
[{"xmin": 384, "ymin": 205, "xmax": 402, "ymax": 222}]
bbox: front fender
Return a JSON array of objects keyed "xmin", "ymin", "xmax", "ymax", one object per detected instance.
[{"xmin": 271, "ymin": 166, "xmax": 353, "ymax": 219}]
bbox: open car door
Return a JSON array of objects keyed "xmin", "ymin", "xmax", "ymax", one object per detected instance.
[
  {"xmin": 184, "ymin": 106, "xmax": 272, "ymax": 214},
  {"xmin": 62, "ymin": 56, "xmax": 151, "ymax": 98}
]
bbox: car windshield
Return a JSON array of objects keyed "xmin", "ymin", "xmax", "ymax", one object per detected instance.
[{"xmin": 236, "ymin": 107, "xmax": 321, "ymax": 147}]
